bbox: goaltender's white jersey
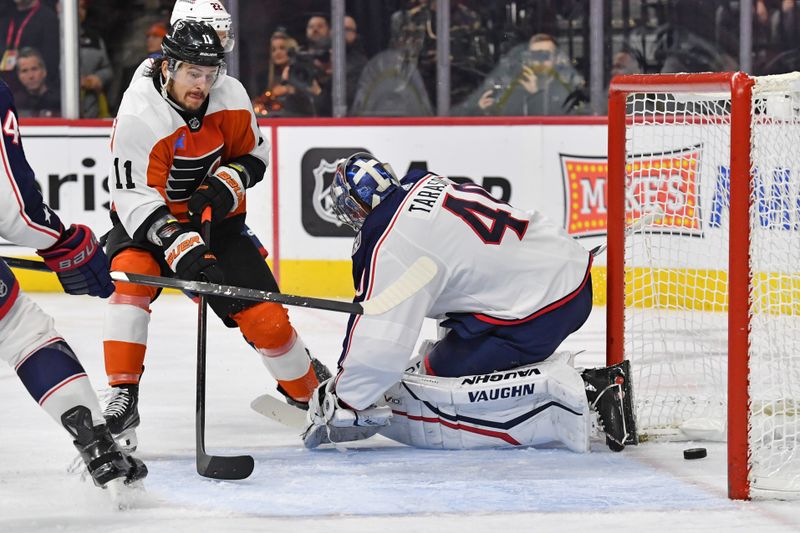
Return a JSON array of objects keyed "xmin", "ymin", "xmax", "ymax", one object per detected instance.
[{"xmin": 335, "ymin": 172, "xmax": 592, "ymax": 410}]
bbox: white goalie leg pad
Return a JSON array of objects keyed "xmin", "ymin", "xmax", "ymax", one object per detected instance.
[{"xmin": 379, "ymin": 352, "xmax": 591, "ymax": 451}]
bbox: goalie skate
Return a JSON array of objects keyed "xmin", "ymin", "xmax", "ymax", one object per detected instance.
[
  {"xmin": 61, "ymin": 406, "xmax": 148, "ymax": 489},
  {"xmin": 103, "ymin": 384, "xmax": 140, "ymax": 452},
  {"xmin": 581, "ymin": 359, "xmax": 638, "ymax": 451}
]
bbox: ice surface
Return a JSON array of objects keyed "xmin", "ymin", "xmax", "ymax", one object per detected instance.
[{"xmin": 1, "ymin": 294, "xmax": 799, "ymax": 532}]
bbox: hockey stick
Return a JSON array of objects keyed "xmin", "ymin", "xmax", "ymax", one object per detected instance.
[
  {"xmin": 1, "ymin": 255, "xmax": 438, "ymax": 316},
  {"xmin": 108, "ymin": 256, "xmax": 438, "ymax": 315},
  {"xmin": 3, "ymin": 254, "xmax": 367, "ymax": 311},
  {"xmin": 195, "ymin": 207, "xmax": 254, "ymax": 480},
  {"xmin": 589, "ymin": 208, "xmax": 664, "ymax": 257},
  {"xmin": 109, "ymin": 256, "xmax": 437, "ymax": 315},
  {"xmin": 250, "ymin": 394, "xmax": 307, "ymax": 430},
  {"xmin": 115, "ymin": 255, "xmax": 436, "ymax": 315}
]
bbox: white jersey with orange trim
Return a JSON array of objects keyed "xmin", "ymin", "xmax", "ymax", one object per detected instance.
[
  {"xmin": 110, "ymin": 73, "xmax": 267, "ymax": 241},
  {"xmin": 335, "ymin": 172, "xmax": 592, "ymax": 410}
]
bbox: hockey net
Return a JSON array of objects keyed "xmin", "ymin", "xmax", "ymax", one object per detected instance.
[{"xmin": 607, "ymin": 72, "xmax": 800, "ymax": 500}]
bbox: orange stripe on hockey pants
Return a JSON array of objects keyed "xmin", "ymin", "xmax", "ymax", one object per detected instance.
[
  {"xmin": 232, "ymin": 303, "xmax": 318, "ymax": 402},
  {"xmin": 103, "ymin": 249, "xmax": 159, "ymax": 386}
]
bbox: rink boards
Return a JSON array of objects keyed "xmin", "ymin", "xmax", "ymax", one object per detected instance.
[{"xmin": 3, "ymin": 116, "xmax": 770, "ymax": 305}]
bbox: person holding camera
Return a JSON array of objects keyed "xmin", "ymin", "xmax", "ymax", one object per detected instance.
[
  {"xmin": 455, "ymin": 33, "xmax": 586, "ymax": 116},
  {"xmin": 276, "ymin": 14, "xmax": 332, "ymax": 117}
]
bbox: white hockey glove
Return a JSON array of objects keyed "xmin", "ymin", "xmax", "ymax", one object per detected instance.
[{"xmin": 302, "ymin": 378, "xmax": 392, "ymax": 449}]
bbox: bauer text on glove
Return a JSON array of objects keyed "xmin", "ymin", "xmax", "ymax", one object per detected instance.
[
  {"xmin": 187, "ymin": 164, "xmax": 247, "ymax": 225},
  {"xmin": 37, "ymin": 224, "xmax": 114, "ymax": 298},
  {"xmin": 148, "ymin": 214, "xmax": 224, "ymax": 284}
]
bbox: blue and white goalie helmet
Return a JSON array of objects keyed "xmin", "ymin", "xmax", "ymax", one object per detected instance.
[{"xmin": 329, "ymin": 152, "xmax": 400, "ymax": 230}]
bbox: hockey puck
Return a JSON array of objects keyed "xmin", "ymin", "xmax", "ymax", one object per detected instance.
[{"xmin": 683, "ymin": 447, "xmax": 707, "ymax": 460}]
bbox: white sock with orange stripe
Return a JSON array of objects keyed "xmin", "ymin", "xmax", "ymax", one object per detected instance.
[
  {"xmin": 257, "ymin": 331, "xmax": 319, "ymax": 402},
  {"xmin": 103, "ymin": 293, "xmax": 151, "ymax": 385}
]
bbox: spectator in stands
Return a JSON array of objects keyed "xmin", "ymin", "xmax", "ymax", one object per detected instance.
[
  {"xmin": 349, "ymin": 8, "xmax": 432, "ymax": 117},
  {"xmin": 344, "ymin": 15, "xmax": 368, "ymax": 109},
  {"xmin": 401, "ymin": 0, "xmax": 491, "ymax": 108},
  {"xmin": 306, "ymin": 13, "xmax": 331, "ymax": 53},
  {"xmin": 771, "ymin": 0, "xmax": 797, "ymax": 43},
  {"xmin": 454, "ymin": 33, "xmax": 586, "ymax": 116},
  {"xmin": 113, "ymin": 19, "xmax": 168, "ymax": 106},
  {"xmin": 145, "ymin": 21, "xmax": 167, "ymax": 59},
  {"xmin": 106, "ymin": 4, "xmax": 170, "ymax": 113},
  {"xmin": 599, "ymin": 46, "xmax": 645, "ymax": 114},
  {"xmin": 278, "ymin": 13, "xmax": 333, "ymax": 117},
  {"xmin": 252, "ymin": 28, "xmax": 299, "ymax": 117},
  {"xmin": 611, "ymin": 48, "xmax": 644, "ymax": 79},
  {"xmin": 14, "ymin": 46, "xmax": 59, "ymax": 117},
  {"xmin": 0, "ymin": 0, "xmax": 60, "ymax": 91},
  {"xmin": 74, "ymin": 0, "xmax": 112, "ymax": 118}
]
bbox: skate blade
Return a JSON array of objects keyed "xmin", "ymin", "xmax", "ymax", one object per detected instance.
[{"xmin": 106, "ymin": 477, "xmax": 146, "ymax": 510}]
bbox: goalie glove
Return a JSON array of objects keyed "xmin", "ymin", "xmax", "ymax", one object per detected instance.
[
  {"xmin": 187, "ymin": 164, "xmax": 247, "ymax": 225},
  {"xmin": 302, "ymin": 378, "xmax": 392, "ymax": 449}
]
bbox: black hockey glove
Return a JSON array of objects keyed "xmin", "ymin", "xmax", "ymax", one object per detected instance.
[
  {"xmin": 188, "ymin": 164, "xmax": 247, "ymax": 226},
  {"xmin": 153, "ymin": 217, "xmax": 224, "ymax": 284}
]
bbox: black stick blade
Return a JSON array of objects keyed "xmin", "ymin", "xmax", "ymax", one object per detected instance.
[{"xmin": 197, "ymin": 453, "xmax": 254, "ymax": 480}]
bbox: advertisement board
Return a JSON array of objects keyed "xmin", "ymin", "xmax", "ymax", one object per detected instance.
[{"xmin": 5, "ymin": 119, "xmax": 618, "ymax": 298}]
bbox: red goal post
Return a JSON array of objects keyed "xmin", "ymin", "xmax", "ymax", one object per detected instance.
[{"xmin": 606, "ymin": 72, "xmax": 800, "ymax": 500}]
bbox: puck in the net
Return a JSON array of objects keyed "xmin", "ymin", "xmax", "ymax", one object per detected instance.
[{"xmin": 683, "ymin": 447, "xmax": 707, "ymax": 460}]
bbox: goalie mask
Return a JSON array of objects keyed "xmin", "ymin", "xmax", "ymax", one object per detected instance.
[
  {"xmin": 171, "ymin": 0, "xmax": 236, "ymax": 52},
  {"xmin": 329, "ymin": 152, "xmax": 400, "ymax": 231}
]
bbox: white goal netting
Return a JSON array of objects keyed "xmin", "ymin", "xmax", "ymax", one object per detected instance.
[{"xmin": 621, "ymin": 73, "xmax": 800, "ymax": 494}]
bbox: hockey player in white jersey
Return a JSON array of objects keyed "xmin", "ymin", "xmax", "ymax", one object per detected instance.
[
  {"xmin": 0, "ymin": 80, "xmax": 146, "ymax": 488},
  {"xmin": 101, "ymin": 20, "xmax": 329, "ymax": 452},
  {"xmin": 303, "ymin": 152, "xmax": 637, "ymax": 452}
]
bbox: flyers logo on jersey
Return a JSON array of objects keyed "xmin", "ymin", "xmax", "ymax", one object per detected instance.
[{"xmin": 167, "ymin": 144, "xmax": 224, "ymax": 202}]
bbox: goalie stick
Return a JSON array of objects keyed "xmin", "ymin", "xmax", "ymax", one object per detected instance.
[
  {"xmin": 1, "ymin": 255, "xmax": 439, "ymax": 316},
  {"xmin": 589, "ymin": 209, "xmax": 664, "ymax": 257},
  {"xmin": 250, "ymin": 393, "xmax": 307, "ymax": 430},
  {"xmin": 195, "ymin": 207, "xmax": 254, "ymax": 480}
]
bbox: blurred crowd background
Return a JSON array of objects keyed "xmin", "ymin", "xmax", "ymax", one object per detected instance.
[{"xmin": 1, "ymin": 0, "xmax": 797, "ymax": 119}]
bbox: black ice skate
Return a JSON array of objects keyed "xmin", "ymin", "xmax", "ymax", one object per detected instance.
[
  {"xmin": 276, "ymin": 358, "xmax": 332, "ymax": 410},
  {"xmin": 103, "ymin": 384, "xmax": 140, "ymax": 452},
  {"xmin": 61, "ymin": 406, "xmax": 148, "ymax": 488},
  {"xmin": 581, "ymin": 360, "xmax": 638, "ymax": 451}
]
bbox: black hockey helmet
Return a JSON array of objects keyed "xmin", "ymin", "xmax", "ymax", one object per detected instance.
[{"xmin": 162, "ymin": 20, "xmax": 225, "ymax": 67}]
